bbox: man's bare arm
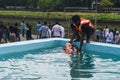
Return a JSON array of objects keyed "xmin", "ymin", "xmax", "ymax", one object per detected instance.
[
  {"xmin": 79, "ymin": 32, "xmax": 85, "ymax": 52},
  {"xmin": 69, "ymin": 30, "xmax": 77, "ymax": 43}
]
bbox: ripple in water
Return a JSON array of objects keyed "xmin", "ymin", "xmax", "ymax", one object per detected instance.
[{"xmin": 0, "ymin": 47, "xmax": 120, "ymax": 80}]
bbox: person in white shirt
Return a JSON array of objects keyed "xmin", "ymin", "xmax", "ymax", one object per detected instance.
[
  {"xmin": 115, "ymin": 31, "xmax": 120, "ymax": 44},
  {"xmin": 105, "ymin": 26, "xmax": 109, "ymax": 40},
  {"xmin": 52, "ymin": 21, "xmax": 62, "ymax": 38},
  {"xmin": 106, "ymin": 29, "xmax": 113, "ymax": 43}
]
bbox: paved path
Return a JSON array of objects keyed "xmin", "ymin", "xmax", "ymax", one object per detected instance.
[{"xmin": 20, "ymin": 34, "xmax": 37, "ymax": 41}]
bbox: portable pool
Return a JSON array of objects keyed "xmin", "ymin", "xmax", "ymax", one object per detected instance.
[{"xmin": 0, "ymin": 38, "xmax": 120, "ymax": 80}]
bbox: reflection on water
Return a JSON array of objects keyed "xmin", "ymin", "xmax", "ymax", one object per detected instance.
[
  {"xmin": 70, "ymin": 51, "xmax": 95, "ymax": 79},
  {"xmin": 70, "ymin": 51, "xmax": 120, "ymax": 80},
  {"xmin": 1, "ymin": 47, "xmax": 120, "ymax": 80}
]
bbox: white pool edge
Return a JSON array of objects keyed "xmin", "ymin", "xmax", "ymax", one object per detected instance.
[{"xmin": 0, "ymin": 38, "xmax": 120, "ymax": 55}]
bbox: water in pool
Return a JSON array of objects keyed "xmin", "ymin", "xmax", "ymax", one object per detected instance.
[{"xmin": 0, "ymin": 46, "xmax": 120, "ymax": 80}]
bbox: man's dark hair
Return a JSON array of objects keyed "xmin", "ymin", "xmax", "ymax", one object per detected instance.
[
  {"xmin": 22, "ymin": 21, "xmax": 24, "ymax": 23},
  {"xmin": 38, "ymin": 21, "xmax": 40, "ymax": 24},
  {"xmin": 44, "ymin": 21, "xmax": 47, "ymax": 25},
  {"xmin": 55, "ymin": 20, "xmax": 59, "ymax": 24},
  {"xmin": 14, "ymin": 22, "xmax": 18, "ymax": 26},
  {"xmin": 72, "ymin": 15, "xmax": 80, "ymax": 26}
]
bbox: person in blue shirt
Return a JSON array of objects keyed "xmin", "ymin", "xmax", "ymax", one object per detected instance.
[
  {"xmin": 21, "ymin": 21, "xmax": 26, "ymax": 37},
  {"xmin": 36, "ymin": 21, "xmax": 41, "ymax": 39}
]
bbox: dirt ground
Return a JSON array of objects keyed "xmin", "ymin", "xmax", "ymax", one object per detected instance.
[{"xmin": 20, "ymin": 34, "xmax": 37, "ymax": 41}]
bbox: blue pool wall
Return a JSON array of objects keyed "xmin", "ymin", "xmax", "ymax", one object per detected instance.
[
  {"xmin": 0, "ymin": 39, "xmax": 56, "ymax": 55},
  {"xmin": 0, "ymin": 38, "xmax": 120, "ymax": 55}
]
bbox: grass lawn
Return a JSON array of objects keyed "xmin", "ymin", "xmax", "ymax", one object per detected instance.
[
  {"xmin": 0, "ymin": 10, "xmax": 119, "ymax": 36},
  {"xmin": 0, "ymin": 10, "xmax": 120, "ymax": 21}
]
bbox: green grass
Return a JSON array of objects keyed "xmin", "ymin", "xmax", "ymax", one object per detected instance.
[
  {"xmin": 97, "ymin": 13, "xmax": 120, "ymax": 21},
  {"xmin": 0, "ymin": 10, "xmax": 120, "ymax": 37},
  {"xmin": 0, "ymin": 10, "xmax": 120, "ymax": 32},
  {"xmin": 0, "ymin": 10, "xmax": 120, "ymax": 21}
]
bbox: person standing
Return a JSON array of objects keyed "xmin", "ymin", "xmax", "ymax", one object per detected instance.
[
  {"xmin": 21, "ymin": 21, "xmax": 26, "ymax": 37},
  {"xmin": 115, "ymin": 31, "xmax": 120, "ymax": 44},
  {"xmin": 26, "ymin": 23, "xmax": 32, "ymax": 40},
  {"xmin": 39, "ymin": 21, "xmax": 50, "ymax": 38},
  {"xmin": 52, "ymin": 21, "xmax": 62, "ymax": 38},
  {"xmin": 36, "ymin": 21, "xmax": 41, "ymax": 39},
  {"xmin": 99, "ymin": 28, "xmax": 103, "ymax": 42},
  {"xmin": 113, "ymin": 28, "xmax": 117, "ymax": 42},
  {"xmin": 0, "ymin": 21, "xmax": 4, "ymax": 42},
  {"xmin": 95, "ymin": 28, "xmax": 100, "ymax": 42},
  {"xmin": 103, "ymin": 25, "xmax": 109, "ymax": 43},
  {"xmin": 106, "ymin": 29, "xmax": 114, "ymax": 43},
  {"xmin": 4, "ymin": 27, "xmax": 9, "ymax": 43},
  {"xmin": 69, "ymin": 15, "xmax": 95, "ymax": 52},
  {"xmin": 14, "ymin": 22, "xmax": 20, "ymax": 41},
  {"xmin": 9, "ymin": 30, "xmax": 16, "ymax": 42}
]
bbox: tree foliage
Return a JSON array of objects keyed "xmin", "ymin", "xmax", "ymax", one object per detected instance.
[
  {"xmin": 99, "ymin": 0, "xmax": 114, "ymax": 12},
  {"xmin": 37, "ymin": 0, "xmax": 54, "ymax": 11},
  {"xmin": 100, "ymin": 0, "xmax": 114, "ymax": 8},
  {"xmin": 0, "ymin": 0, "xmax": 118, "ymax": 11},
  {"xmin": 37, "ymin": 0, "xmax": 65, "ymax": 11}
]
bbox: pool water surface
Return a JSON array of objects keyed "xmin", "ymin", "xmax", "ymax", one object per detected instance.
[{"xmin": 0, "ymin": 46, "xmax": 120, "ymax": 80}]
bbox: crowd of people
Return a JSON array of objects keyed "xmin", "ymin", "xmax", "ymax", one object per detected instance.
[
  {"xmin": 36, "ymin": 21, "xmax": 65, "ymax": 39},
  {"xmin": 0, "ymin": 20, "xmax": 65, "ymax": 44},
  {"xmin": 95, "ymin": 26, "xmax": 120, "ymax": 44},
  {"xmin": 0, "ymin": 21, "xmax": 33, "ymax": 43},
  {"xmin": 0, "ymin": 17, "xmax": 119, "ymax": 47}
]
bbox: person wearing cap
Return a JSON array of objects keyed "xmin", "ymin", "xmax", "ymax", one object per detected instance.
[{"xmin": 69, "ymin": 15, "xmax": 95, "ymax": 52}]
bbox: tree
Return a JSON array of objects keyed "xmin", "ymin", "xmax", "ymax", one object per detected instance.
[
  {"xmin": 37, "ymin": 0, "xmax": 54, "ymax": 11},
  {"xmin": 100, "ymin": 0, "xmax": 114, "ymax": 7},
  {"xmin": 53, "ymin": 0, "xmax": 65, "ymax": 11},
  {"xmin": 27, "ymin": 0, "xmax": 39, "ymax": 10},
  {"xmin": 18, "ymin": 0, "xmax": 27, "ymax": 6},
  {"xmin": 100, "ymin": 0, "xmax": 114, "ymax": 12},
  {"xmin": 111, "ymin": 0, "xmax": 120, "ymax": 7},
  {"xmin": 0, "ymin": 0, "xmax": 6, "ymax": 7}
]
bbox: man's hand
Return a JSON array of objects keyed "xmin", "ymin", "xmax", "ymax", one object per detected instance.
[{"xmin": 69, "ymin": 41, "xmax": 72, "ymax": 44}]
